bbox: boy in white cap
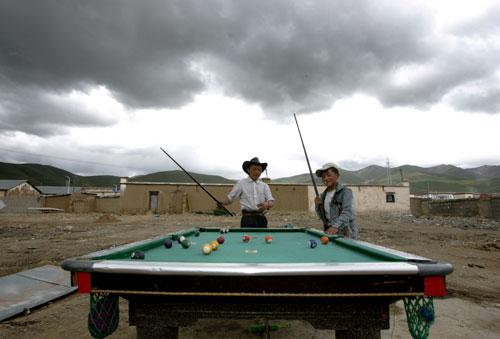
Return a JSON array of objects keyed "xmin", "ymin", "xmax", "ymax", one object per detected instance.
[
  {"xmin": 219, "ymin": 157, "xmax": 274, "ymax": 228},
  {"xmin": 314, "ymin": 163, "xmax": 358, "ymax": 238}
]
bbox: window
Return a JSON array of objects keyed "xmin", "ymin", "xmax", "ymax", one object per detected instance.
[{"xmin": 386, "ymin": 192, "xmax": 395, "ymax": 203}]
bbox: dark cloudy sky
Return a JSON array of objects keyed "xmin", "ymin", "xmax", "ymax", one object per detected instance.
[{"xmin": 1, "ymin": 0, "xmax": 499, "ymax": 179}]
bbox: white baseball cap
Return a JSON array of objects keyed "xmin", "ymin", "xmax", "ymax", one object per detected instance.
[{"xmin": 315, "ymin": 163, "xmax": 340, "ymax": 177}]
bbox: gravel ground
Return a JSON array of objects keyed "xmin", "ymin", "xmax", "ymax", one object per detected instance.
[{"xmin": 0, "ymin": 211, "xmax": 499, "ymax": 338}]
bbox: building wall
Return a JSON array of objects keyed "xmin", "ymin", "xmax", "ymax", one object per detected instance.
[
  {"xmin": 120, "ymin": 183, "xmax": 236, "ymax": 214},
  {"xmin": 308, "ymin": 184, "xmax": 410, "ymax": 214},
  {"xmin": 120, "ymin": 181, "xmax": 409, "ymax": 215},
  {"xmin": 71, "ymin": 195, "xmax": 96, "ymax": 213},
  {"xmin": 0, "ymin": 196, "xmax": 41, "ymax": 213},
  {"xmin": 6, "ymin": 183, "xmax": 40, "ymax": 196},
  {"xmin": 350, "ymin": 184, "xmax": 410, "ymax": 214},
  {"xmin": 272, "ymin": 184, "xmax": 309, "ymax": 211},
  {"xmin": 96, "ymin": 197, "xmax": 120, "ymax": 213},
  {"xmin": 43, "ymin": 195, "xmax": 71, "ymax": 211},
  {"xmin": 411, "ymin": 197, "xmax": 500, "ymax": 219},
  {"xmin": 120, "ymin": 183, "xmax": 309, "ymax": 214},
  {"xmin": 491, "ymin": 197, "xmax": 500, "ymax": 219}
]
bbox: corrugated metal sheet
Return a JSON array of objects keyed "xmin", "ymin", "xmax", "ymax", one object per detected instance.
[
  {"xmin": 0, "ymin": 265, "xmax": 77, "ymax": 321},
  {"xmin": 0, "ymin": 180, "xmax": 27, "ymax": 190}
]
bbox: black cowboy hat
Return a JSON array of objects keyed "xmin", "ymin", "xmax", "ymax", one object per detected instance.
[{"xmin": 242, "ymin": 157, "xmax": 268, "ymax": 174}]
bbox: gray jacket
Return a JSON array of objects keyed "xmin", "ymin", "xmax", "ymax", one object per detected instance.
[{"xmin": 315, "ymin": 183, "xmax": 358, "ymax": 239}]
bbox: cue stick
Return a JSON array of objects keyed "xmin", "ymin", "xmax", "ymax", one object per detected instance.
[
  {"xmin": 293, "ymin": 113, "xmax": 328, "ymax": 227},
  {"xmin": 160, "ymin": 147, "xmax": 234, "ymax": 216}
]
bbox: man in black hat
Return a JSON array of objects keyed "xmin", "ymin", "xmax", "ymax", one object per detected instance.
[{"xmin": 219, "ymin": 157, "xmax": 275, "ymax": 228}]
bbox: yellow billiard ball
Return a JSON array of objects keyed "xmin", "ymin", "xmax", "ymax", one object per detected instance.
[{"xmin": 211, "ymin": 241, "xmax": 219, "ymax": 251}]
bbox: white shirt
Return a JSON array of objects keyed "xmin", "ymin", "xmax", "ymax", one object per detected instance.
[
  {"xmin": 227, "ymin": 177, "xmax": 274, "ymax": 211},
  {"xmin": 324, "ymin": 190, "xmax": 334, "ymax": 220}
]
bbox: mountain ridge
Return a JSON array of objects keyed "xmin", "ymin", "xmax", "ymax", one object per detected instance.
[{"xmin": 1, "ymin": 161, "xmax": 500, "ymax": 194}]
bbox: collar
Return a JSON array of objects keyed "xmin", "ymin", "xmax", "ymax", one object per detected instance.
[
  {"xmin": 326, "ymin": 182, "xmax": 344, "ymax": 193},
  {"xmin": 246, "ymin": 176, "xmax": 261, "ymax": 183}
]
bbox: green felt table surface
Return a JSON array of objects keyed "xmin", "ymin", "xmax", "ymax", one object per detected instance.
[{"xmin": 93, "ymin": 228, "xmax": 405, "ymax": 264}]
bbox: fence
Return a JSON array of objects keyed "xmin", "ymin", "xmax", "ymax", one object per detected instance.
[{"xmin": 410, "ymin": 197, "xmax": 500, "ymax": 219}]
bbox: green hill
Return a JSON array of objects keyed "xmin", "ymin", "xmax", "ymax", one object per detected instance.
[
  {"xmin": 1, "ymin": 161, "xmax": 499, "ymax": 194},
  {"xmin": 0, "ymin": 162, "xmax": 120, "ymax": 187},
  {"xmin": 131, "ymin": 170, "xmax": 234, "ymax": 184},
  {"xmin": 274, "ymin": 164, "xmax": 500, "ymax": 194},
  {"xmin": 0, "ymin": 162, "xmax": 232, "ymax": 187}
]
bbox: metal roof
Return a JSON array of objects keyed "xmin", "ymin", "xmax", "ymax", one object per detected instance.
[
  {"xmin": 37, "ymin": 186, "xmax": 82, "ymax": 195},
  {"xmin": 0, "ymin": 179, "xmax": 28, "ymax": 190}
]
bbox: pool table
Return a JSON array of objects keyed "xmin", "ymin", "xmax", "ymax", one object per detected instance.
[{"xmin": 62, "ymin": 227, "xmax": 453, "ymax": 338}]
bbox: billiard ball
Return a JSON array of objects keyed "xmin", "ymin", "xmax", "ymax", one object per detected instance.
[
  {"xmin": 181, "ymin": 239, "xmax": 191, "ymax": 249},
  {"xmin": 211, "ymin": 240, "xmax": 219, "ymax": 251},
  {"xmin": 178, "ymin": 236, "xmax": 186, "ymax": 244},
  {"xmin": 242, "ymin": 235, "xmax": 251, "ymax": 242},
  {"xmin": 264, "ymin": 235, "xmax": 272, "ymax": 244},
  {"xmin": 164, "ymin": 239, "xmax": 173, "ymax": 248},
  {"xmin": 309, "ymin": 239, "xmax": 317, "ymax": 248},
  {"xmin": 202, "ymin": 244, "xmax": 212, "ymax": 255},
  {"xmin": 320, "ymin": 236, "xmax": 329, "ymax": 245},
  {"xmin": 217, "ymin": 236, "xmax": 225, "ymax": 244},
  {"xmin": 194, "ymin": 231, "xmax": 200, "ymax": 237},
  {"xmin": 130, "ymin": 251, "xmax": 145, "ymax": 259}
]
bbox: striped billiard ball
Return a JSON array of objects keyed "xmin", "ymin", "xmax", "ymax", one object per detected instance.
[
  {"xmin": 202, "ymin": 244, "xmax": 212, "ymax": 255},
  {"xmin": 309, "ymin": 239, "xmax": 317, "ymax": 248}
]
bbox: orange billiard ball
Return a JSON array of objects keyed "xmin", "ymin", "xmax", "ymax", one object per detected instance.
[
  {"xmin": 264, "ymin": 235, "xmax": 273, "ymax": 244},
  {"xmin": 320, "ymin": 236, "xmax": 329, "ymax": 245}
]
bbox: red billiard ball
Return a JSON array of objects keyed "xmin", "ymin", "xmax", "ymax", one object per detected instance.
[
  {"xmin": 242, "ymin": 235, "xmax": 251, "ymax": 242},
  {"xmin": 217, "ymin": 236, "xmax": 225, "ymax": 244}
]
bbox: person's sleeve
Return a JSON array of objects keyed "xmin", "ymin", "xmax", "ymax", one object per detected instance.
[
  {"xmin": 227, "ymin": 181, "xmax": 242, "ymax": 203},
  {"xmin": 264, "ymin": 184, "xmax": 274, "ymax": 202},
  {"xmin": 315, "ymin": 205, "xmax": 323, "ymax": 221},
  {"xmin": 315, "ymin": 193, "xmax": 327, "ymax": 223},
  {"xmin": 336, "ymin": 189, "xmax": 354, "ymax": 235}
]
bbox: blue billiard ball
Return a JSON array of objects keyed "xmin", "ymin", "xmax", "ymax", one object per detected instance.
[
  {"xmin": 309, "ymin": 239, "xmax": 317, "ymax": 248},
  {"xmin": 164, "ymin": 239, "xmax": 173, "ymax": 249}
]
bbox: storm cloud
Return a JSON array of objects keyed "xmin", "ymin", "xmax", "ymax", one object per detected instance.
[{"xmin": 1, "ymin": 0, "xmax": 499, "ymax": 137}]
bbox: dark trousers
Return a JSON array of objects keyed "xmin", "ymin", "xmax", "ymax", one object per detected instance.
[{"xmin": 240, "ymin": 214, "xmax": 268, "ymax": 228}]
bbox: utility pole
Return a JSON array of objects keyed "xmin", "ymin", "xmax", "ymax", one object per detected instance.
[
  {"xmin": 386, "ymin": 158, "xmax": 392, "ymax": 185},
  {"xmin": 65, "ymin": 176, "xmax": 71, "ymax": 194}
]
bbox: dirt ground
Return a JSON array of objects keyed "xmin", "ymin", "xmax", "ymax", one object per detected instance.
[{"xmin": 0, "ymin": 211, "xmax": 499, "ymax": 339}]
